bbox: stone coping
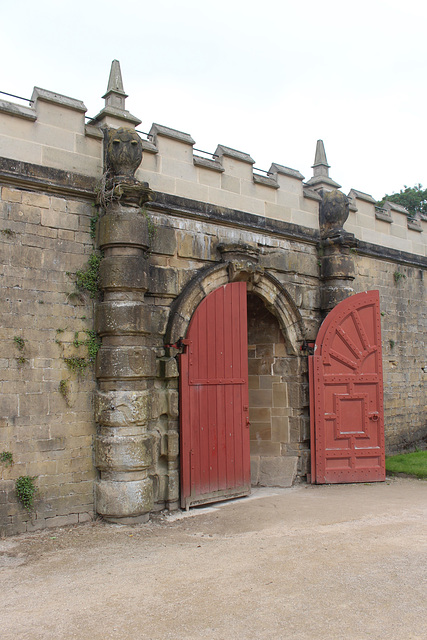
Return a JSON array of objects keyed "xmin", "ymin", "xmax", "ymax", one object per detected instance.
[
  {"xmin": 149, "ymin": 123, "xmax": 195, "ymax": 146},
  {"xmin": 193, "ymin": 155, "xmax": 224, "ymax": 172},
  {"xmin": 0, "ymin": 99, "xmax": 36, "ymax": 121},
  {"xmin": 31, "ymin": 87, "xmax": 87, "ymax": 112},
  {"xmin": 215, "ymin": 145, "xmax": 255, "ymax": 164},
  {"xmin": 349, "ymin": 188, "xmax": 377, "ymax": 203},
  {"xmin": 253, "ymin": 173, "xmax": 279, "ymax": 188},
  {"xmin": 269, "ymin": 163, "xmax": 305, "ymax": 181},
  {"xmin": 0, "ymin": 156, "xmax": 97, "ymax": 199}
]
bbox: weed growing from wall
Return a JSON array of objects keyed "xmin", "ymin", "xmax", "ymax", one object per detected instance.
[
  {"xmin": 58, "ymin": 329, "xmax": 101, "ymax": 377},
  {"xmin": 13, "ymin": 336, "xmax": 28, "ymax": 365},
  {"xmin": 13, "ymin": 336, "xmax": 25, "ymax": 351},
  {"xmin": 394, "ymin": 271, "xmax": 406, "ymax": 283},
  {"xmin": 59, "ymin": 379, "xmax": 71, "ymax": 406},
  {"xmin": 90, "ymin": 209, "xmax": 100, "ymax": 240},
  {"xmin": 0, "ymin": 451, "xmax": 13, "ymax": 467},
  {"xmin": 1, "ymin": 228, "xmax": 15, "ymax": 237},
  {"xmin": 75, "ymin": 252, "xmax": 103, "ymax": 299},
  {"xmin": 15, "ymin": 475, "xmax": 37, "ymax": 512}
]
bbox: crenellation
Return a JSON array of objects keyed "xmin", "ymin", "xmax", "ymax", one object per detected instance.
[{"xmin": 1, "ymin": 88, "xmax": 426, "ymax": 254}]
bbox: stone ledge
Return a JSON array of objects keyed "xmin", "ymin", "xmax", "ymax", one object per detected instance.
[
  {"xmin": 84, "ymin": 125, "xmax": 103, "ymax": 139},
  {"xmin": 140, "ymin": 138, "xmax": 158, "ymax": 154},
  {"xmin": 0, "ymin": 99, "xmax": 36, "ymax": 121},
  {"xmin": 31, "ymin": 87, "xmax": 87, "ymax": 112},
  {"xmin": 384, "ymin": 201, "xmax": 409, "ymax": 215},
  {"xmin": 270, "ymin": 163, "xmax": 305, "ymax": 180},
  {"xmin": 215, "ymin": 145, "xmax": 255, "ymax": 164},
  {"xmin": 302, "ymin": 187, "xmax": 322, "ymax": 201},
  {"xmin": 0, "ymin": 156, "xmax": 97, "ymax": 199},
  {"xmin": 253, "ymin": 173, "xmax": 279, "ymax": 189},
  {"xmin": 349, "ymin": 188, "xmax": 377, "ymax": 203},
  {"xmin": 149, "ymin": 190, "xmax": 319, "ymax": 244},
  {"xmin": 149, "ymin": 123, "xmax": 195, "ymax": 146},
  {"xmin": 193, "ymin": 155, "xmax": 224, "ymax": 172},
  {"xmin": 90, "ymin": 105, "xmax": 141, "ymax": 127},
  {"xmin": 356, "ymin": 238, "xmax": 427, "ymax": 268},
  {"xmin": 407, "ymin": 218, "xmax": 422, "ymax": 232},
  {"xmin": 375, "ymin": 208, "xmax": 393, "ymax": 223}
]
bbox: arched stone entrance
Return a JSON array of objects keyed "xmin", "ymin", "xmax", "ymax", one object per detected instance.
[{"xmin": 165, "ymin": 258, "xmax": 309, "ymax": 502}]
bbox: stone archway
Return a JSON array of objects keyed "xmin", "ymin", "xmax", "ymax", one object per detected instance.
[
  {"xmin": 165, "ymin": 254, "xmax": 309, "ymax": 495},
  {"xmin": 165, "ymin": 262, "xmax": 306, "ymax": 354}
]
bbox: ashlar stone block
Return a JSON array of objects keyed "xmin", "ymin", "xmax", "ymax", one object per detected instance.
[
  {"xmin": 95, "ymin": 390, "xmax": 150, "ymax": 427},
  {"xmin": 95, "ymin": 477, "xmax": 153, "ymax": 518},
  {"xmin": 95, "ymin": 434, "xmax": 153, "ymax": 471},
  {"xmin": 258, "ymin": 456, "xmax": 297, "ymax": 488}
]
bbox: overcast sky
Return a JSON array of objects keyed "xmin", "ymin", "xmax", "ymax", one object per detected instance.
[{"xmin": 2, "ymin": 0, "xmax": 427, "ymax": 199}]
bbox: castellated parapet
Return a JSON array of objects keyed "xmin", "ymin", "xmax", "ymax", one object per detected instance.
[{"xmin": 0, "ymin": 83, "xmax": 425, "ymax": 257}]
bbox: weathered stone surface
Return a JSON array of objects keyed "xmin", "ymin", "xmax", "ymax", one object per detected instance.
[
  {"xmin": 166, "ymin": 469, "xmax": 179, "ymax": 503},
  {"xmin": 159, "ymin": 357, "xmax": 179, "ymax": 379},
  {"xmin": 321, "ymin": 251, "xmax": 355, "ymax": 280},
  {"xmin": 95, "ymin": 478, "xmax": 153, "ymax": 517},
  {"xmin": 258, "ymin": 456, "xmax": 297, "ymax": 487},
  {"xmin": 99, "ymin": 255, "xmax": 149, "ymax": 291},
  {"xmin": 151, "ymin": 226, "xmax": 177, "ymax": 256},
  {"xmin": 95, "ymin": 434, "xmax": 152, "ymax": 471},
  {"xmin": 95, "ymin": 390, "xmax": 150, "ymax": 427},
  {"xmin": 166, "ymin": 431, "xmax": 179, "ymax": 459},
  {"xmin": 98, "ymin": 211, "xmax": 149, "ymax": 250},
  {"xmin": 149, "ymin": 266, "xmax": 179, "ymax": 296},
  {"xmin": 105, "ymin": 128, "xmax": 143, "ymax": 181},
  {"xmin": 319, "ymin": 189, "xmax": 349, "ymax": 237},
  {"xmin": 96, "ymin": 302, "xmax": 152, "ymax": 335},
  {"xmin": 96, "ymin": 346, "xmax": 156, "ymax": 379}
]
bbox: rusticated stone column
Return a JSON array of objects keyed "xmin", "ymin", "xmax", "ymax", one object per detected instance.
[
  {"xmin": 94, "ymin": 128, "xmax": 155, "ymax": 523},
  {"xmin": 319, "ymin": 189, "xmax": 357, "ymax": 315}
]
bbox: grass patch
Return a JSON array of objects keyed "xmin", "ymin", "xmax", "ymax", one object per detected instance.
[{"xmin": 385, "ymin": 450, "xmax": 427, "ymax": 479}]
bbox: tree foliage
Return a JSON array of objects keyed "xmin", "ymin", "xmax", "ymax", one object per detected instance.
[{"xmin": 378, "ymin": 184, "xmax": 427, "ymax": 218}]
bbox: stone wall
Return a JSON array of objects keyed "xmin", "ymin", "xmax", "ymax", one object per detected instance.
[
  {"xmin": 354, "ymin": 253, "xmax": 426, "ymax": 453},
  {"xmin": 247, "ymin": 294, "xmax": 307, "ymax": 487},
  {"xmin": 0, "ymin": 61, "xmax": 426, "ymax": 534},
  {"xmin": 0, "ymin": 185, "xmax": 96, "ymax": 535}
]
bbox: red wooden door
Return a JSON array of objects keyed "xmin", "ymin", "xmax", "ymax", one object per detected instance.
[
  {"xmin": 180, "ymin": 282, "xmax": 251, "ymax": 509},
  {"xmin": 309, "ymin": 291, "xmax": 385, "ymax": 484}
]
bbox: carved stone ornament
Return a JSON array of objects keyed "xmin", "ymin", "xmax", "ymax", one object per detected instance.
[
  {"xmin": 319, "ymin": 189, "xmax": 350, "ymax": 239},
  {"xmin": 217, "ymin": 242, "xmax": 262, "ymax": 282},
  {"xmin": 105, "ymin": 127, "xmax": 143, "ymax": 182}
]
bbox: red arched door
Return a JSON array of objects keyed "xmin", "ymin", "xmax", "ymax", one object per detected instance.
[
  {"xmin": 180, "ymin": 282, "xmax": 251, "ymax": 509},
  {"xmin": 309, "ymin": 290, "xmax": 385, "ymax": 484}
]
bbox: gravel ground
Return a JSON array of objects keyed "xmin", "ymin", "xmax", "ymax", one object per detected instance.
[{"xmin": 1, "ymin": 476, "xmax": 426, "ymax": 640}]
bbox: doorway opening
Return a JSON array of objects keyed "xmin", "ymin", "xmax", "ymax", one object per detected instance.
[{"xmin": 247, "ymin": 293, "xmax": 309, "ymax": 487}]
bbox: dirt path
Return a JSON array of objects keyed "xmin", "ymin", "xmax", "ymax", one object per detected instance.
[{"xmin": 1, "ymin": 477, "xmax": 426, "ymax": 640}]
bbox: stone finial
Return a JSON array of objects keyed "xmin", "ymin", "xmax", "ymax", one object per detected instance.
[
  {"xmin": 313, "ymin": 140, "xmax": 329, "ymax": 176},
  {"xmin": 90, "ymin": 60, "xmax": 141, "ymax": 128},
  {"xmin": 105, "ymin": 127, "xmax": 143, "ymax": 181},
  {"xmin": 305, "ymin": 139, "xmax": 341, "ymax": 191},
  {"xmin": 319, "ymin": 189, "xmax": 352, "ymax": 239},
  {"xmin": 103, "ymin": 60, "xmax": 127, "ymax": 110}
]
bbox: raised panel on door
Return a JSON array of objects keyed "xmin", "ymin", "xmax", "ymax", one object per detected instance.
[{"xmin": 309, "ymin": 291, "xmax": 385, "ymax": 484}]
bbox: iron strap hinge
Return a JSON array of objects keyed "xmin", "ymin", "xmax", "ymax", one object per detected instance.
[{"xmin": 165, "ymin": 337, "xmax": 191, "ymax": 352}]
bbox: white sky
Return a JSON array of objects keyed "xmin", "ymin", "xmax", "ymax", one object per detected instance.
[{"xmin": 2, "ymin": 0, "xmax": 427, "ymax": 199}]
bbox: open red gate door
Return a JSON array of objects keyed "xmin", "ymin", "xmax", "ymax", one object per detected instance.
[
  {"xmin": 180, "ymin": 282, "xmax": 251, "ymax": 509},
  {"xmin": 309, "ymin": 290, "xmax": 385, "ymax": 484}
]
